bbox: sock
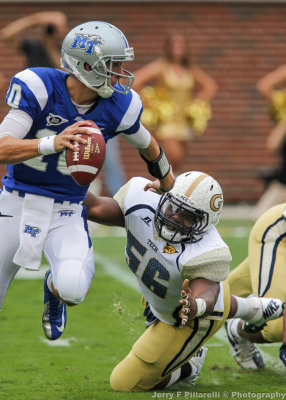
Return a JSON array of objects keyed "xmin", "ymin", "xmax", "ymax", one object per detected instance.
[
  {"xmin": 233, "ymin": 295, "xmax": 260, "ymax": 321},
  {"xmin": 229, "ymin": 318, "xmax": 241, "ymax": 337},
  {"xmin": 180, "ymin": 362, "xmax": 193, "ymax": 379}
]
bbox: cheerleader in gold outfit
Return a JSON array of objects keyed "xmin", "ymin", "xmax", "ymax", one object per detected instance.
[
  {"xmin": 254, "ymin": 66, "xmax": 286, "ymax": 220},
  {"xmin": 133, "ymin": 33, "xmax": 218, "ymax": 174}
]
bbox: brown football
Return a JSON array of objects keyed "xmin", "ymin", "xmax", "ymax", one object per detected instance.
[{"xmin": 66, "ymin": 121, "xmax": 106, "ymax": 186}]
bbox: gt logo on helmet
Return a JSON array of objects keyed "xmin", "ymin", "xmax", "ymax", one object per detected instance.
[
  {"xmin": 71, "ymin": 34, "xmax": 102, "ymax": 54},
  {"xmin": 210, "ymin": 194, "xmax": 223, "ymax": 212}
]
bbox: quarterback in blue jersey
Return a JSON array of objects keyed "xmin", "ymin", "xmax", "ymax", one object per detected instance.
[{"xmin": 0, "ymin": 21, "xmax": 174, "ymax": 341}]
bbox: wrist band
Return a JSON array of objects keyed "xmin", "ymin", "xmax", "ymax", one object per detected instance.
[
  {"xmin": 159, "ymin": 180, "xmax": 175, "ymax": 193},
  {"xmin": 140, "ymin": 147, "xmax": 171, "ymax": 179},
  {"xmin": 38, "ymin": 136, "xmax": 56, "ymax": 155},
  {"xmin": 195, "ymin": 298, "xmax": 207, "ymax": 317}
]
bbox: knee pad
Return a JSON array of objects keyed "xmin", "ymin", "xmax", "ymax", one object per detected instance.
[{"xmin": 53, "ymin": 261, "xmax": 90, "ymax": 304}]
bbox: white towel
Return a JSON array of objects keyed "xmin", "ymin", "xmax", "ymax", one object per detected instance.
[{"xmin": 13, "ymin": 193, "xmax": 54, "ymax": 271}]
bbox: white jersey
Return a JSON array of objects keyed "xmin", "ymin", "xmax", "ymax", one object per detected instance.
[{"xmin": 114, "ymin": 177, "xmax": 232, "ymax": 325}]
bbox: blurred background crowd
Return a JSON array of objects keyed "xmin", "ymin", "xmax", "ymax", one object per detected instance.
[{"xmin": 1, "ymin": 1, "xmax": 286, "ymax": 219}]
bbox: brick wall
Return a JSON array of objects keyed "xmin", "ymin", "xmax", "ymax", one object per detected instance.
[{"xmin": 0, "ymin": 2, "xmax": 285, "ymax": 203}]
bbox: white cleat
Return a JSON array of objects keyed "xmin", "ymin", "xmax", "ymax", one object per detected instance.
[
  {"xmin": 183, "ymin": 346, "xmax": 208, "ymax": 384},
  {"xmin": 225, "ymin": 319, "xmax": 264, "ymax": 369}
]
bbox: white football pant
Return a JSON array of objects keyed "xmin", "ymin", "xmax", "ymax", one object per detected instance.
[{"xmin": 0, "ymin": 188, "xmax": 95, "ymax": 308}]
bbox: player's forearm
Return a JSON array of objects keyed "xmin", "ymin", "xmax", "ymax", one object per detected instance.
[
  {"xmin": 139, "ymin": 136, "xmax": 175, "ymax": 191},
  {"xmin": 180, "ymin": 278, "xmax": 220, "ymax": 325},
  {"xmin": 85, "ymin": 194, "xmax": 125, "ymax": 227},
  {"xmin": 192, "ymin": 290, "xmax": 217, "ymax": 315},
  {"xmin": 139, "ymin": 135, "xmax": 160, "ymax": 161},
  {"xmin": 0, "ymin": 136, "xmax": 40, "ymax": 164},
  {"xmin": 189, "ymin": 279, "xmax": 220, "ymax": 316}
]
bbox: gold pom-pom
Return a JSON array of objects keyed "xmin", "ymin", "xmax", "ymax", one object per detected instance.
[
  {"xmin": 140, "ymin": 86, "xmax": 212, "ymax": 134},
  {"xmin": 270, "ymin": 89, "xmax": 286, "ymax": 122},
  {"xmin": 184, "ymin": 99, "xmax": 212, "ymax": 135}
]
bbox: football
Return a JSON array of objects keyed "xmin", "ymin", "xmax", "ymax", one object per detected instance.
[{"xmin": 66, "ymin": 121, "xmax": 106, "ymax": 186}]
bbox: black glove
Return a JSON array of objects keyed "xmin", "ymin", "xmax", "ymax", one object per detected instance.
[{"xmin": 279, "ymin": 342, "xmax": 286, "ymax": 367}]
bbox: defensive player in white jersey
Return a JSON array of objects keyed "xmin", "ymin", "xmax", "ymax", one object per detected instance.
[
  {"xmin": 0, "ymin": 21, "xmax": 174, "ymax": 341},
  {"xmin": 85, "ymin": 171, "xmax": 285, "ymax": 391}
]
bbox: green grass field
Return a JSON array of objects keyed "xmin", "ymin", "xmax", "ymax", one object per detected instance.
[{"xmin": 0, "ymin": 220, "xmax": 285, "ymax": 400}]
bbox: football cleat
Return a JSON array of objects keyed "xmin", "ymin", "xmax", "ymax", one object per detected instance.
[
  {"xmin": 244, "ymin": 296, "xmax": 284, "ymax": 327},
  {"xmin": 225, "ymin": 319, "xmax": 264, "ymax": 369},
  {"xmin": 182, "ymin": 346, "xmax": 208, "ymax": 385},
  {"xmin": 42, "ymin": 270, "xmax": 67, "ymax": 340}
]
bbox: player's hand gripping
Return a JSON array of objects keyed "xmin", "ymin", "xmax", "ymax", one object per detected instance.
[
  {"xmin": 179, "ymin": 279, "xmax": 197, "ymax": 326},
  {"xmin": 53, "ymin": 120, "xmax": 93, "ymax": 152}
]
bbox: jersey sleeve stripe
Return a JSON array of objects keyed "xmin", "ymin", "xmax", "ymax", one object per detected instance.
[
  {"xmin": 115, "ymin": 90, "xmax": 142, "ymax": 132},
  {"xmin": 15, "ymin": 69, "xmax": 48, "ymax": 111}
]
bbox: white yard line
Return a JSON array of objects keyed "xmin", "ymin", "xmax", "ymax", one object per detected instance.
[
  {"xmin": 40, "ymin": 337, "xmax": 77, "ymax": 347},
  {"xmin": 94, "ymin": 252, "xmax": 138, "ymax": 291}
]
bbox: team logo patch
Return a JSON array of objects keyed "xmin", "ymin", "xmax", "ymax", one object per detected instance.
[
  {"xmin": 210, "ymin": 194, "xmax": 223, "ymax": 212},
  {"xmin": 58, "ymin": 210, "xmax": 76, "ymax": 217},
  {"xmin": 71, "ymin": 34, "xmax": 102, "ymax": 54},
  {"xmin": 163, "ymin": 244, "xmax": 178, "ymax": 254},
  {"xmin": 46, "ymin": 113, "xmax": 68, "ymax": 126},
  {"xmin": 74, "ymin": 116, "xmax": 84, "ymax": 122},
  {"xmin": 24, "ymin": 225, "xmax": 41, "ymax": 237}
]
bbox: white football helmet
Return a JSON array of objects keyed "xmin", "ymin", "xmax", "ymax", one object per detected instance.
[
  {"xmin": 155, "ymin": 171, "xmax": 224, "ymax": 244},
  {"xmin": 60, "ymin": 21, "xmax": 135, "ymax": 98}
]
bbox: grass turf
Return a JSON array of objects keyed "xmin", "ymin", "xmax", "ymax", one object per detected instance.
[{"xmin": 0, "ymin": 220, "xmax": 285, "ymax": 400}]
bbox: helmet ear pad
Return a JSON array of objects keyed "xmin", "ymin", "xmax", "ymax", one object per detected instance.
[{"xmin": 83, "ymin": 60, "xmax": 107, "ymax": 87}]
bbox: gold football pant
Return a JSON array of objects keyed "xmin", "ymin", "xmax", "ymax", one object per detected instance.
[
  {"xmin": 110, "ymin": 282, "xmax": 230, "ymax": 392},
  {"xmin": 226, "ymin": 203, "xmax": 286, "ymax": 342}
]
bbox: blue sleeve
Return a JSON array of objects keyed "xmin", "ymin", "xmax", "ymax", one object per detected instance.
[
  {"xmin": 6, "ymin": 69, "xmax": 48, "ymax": 121},
  {"xmin": 112, "ymin": 88, "xmax": 143, "ymax": 135},
  {"xmin": 119, "ymin": 112, "xmax": 142, "ymax": 135}
]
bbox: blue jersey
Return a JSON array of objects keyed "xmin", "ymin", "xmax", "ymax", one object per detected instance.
[{"xmin": 2, "ymin": 68, "xmax": 143, "ymax": 201}]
